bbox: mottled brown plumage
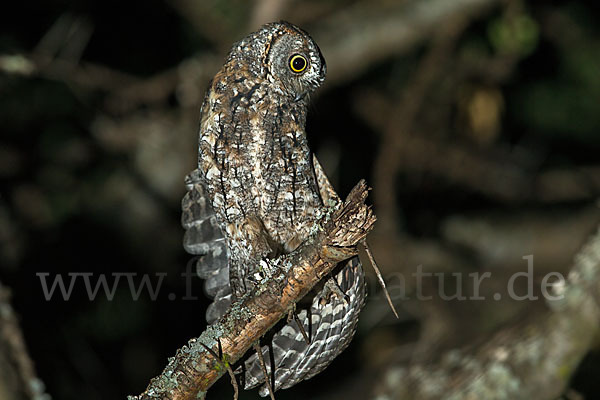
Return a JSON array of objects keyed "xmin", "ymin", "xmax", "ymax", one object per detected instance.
[{"xmin": 182, "ymin": 21, "xmax": 366, "ymax": 396}]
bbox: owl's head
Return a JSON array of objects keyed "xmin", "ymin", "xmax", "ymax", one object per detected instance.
[
  {"xmin": 232, "ymin": 21, "xmax": 327, "ymax": 101},
  {"xmin": 264, "ymin": 22, "xmax": 326, "ymax": 100}
]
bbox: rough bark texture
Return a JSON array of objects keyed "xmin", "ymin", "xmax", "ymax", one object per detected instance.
[{"xmin": 129, "ymin": 180, "xmax": 375, "ymax": 400}]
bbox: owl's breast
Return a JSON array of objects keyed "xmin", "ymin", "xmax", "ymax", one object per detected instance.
[
  {"xmin": 199, "ymin": 76, "xmax": 322, "ymax": 252},
  {"xmin": 246, "ymin": 99, "xmax": 323, "ymax": 247}
]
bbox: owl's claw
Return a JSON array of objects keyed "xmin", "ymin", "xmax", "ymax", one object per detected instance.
[{"xmin": 319, "ymin": 277, "xmax": 349, "ymax": 307}]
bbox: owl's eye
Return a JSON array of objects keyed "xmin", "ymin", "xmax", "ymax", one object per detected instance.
[{"xmin": 289, "ymin": 54, "xmax": 308, "ymax": 73}]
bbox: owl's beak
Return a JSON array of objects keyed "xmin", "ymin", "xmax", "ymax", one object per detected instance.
[{"xmin": 294, "ymin": 92, "xmax": 308, "ymax": 102}]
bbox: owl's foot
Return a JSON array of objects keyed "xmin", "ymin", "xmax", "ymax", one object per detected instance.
[{"xmin": 318, "ymin": 276, "xmax": 349, "ymax": 307}]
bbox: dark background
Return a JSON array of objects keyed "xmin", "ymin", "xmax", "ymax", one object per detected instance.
[{"xmin": 1, "ymin": 0, "xmax": 600, "ymax": 399}]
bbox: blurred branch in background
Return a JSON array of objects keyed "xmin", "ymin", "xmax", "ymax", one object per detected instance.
[
  {"xmin": 375, "ymin": 224, "xmax": 600, "ymax": 400},
  {"xmin": 365, "ymin": 0, "xmax": 535, "ymax": 279},
  {"xmin": 312, "ymin": 0, "xmax": 501, "ymax": 87},
  {"xmin": 370, "ymin": 14, "xmax": 472, "ymax": 239},
  {"xmin": 0, "ymin": 0, "xmax": 503, "ymax": 113},
  {"xmin": 0, "ymin": 282, "xmax": 48, "ymax": 400}
]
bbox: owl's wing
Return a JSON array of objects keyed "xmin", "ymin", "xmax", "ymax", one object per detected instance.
[
  {"xmin": 243, "ymin": 257, "xmax": 366, "ymax": 396},
  {"xmin": 242, "ymin": 155, "xmax": 367, "ymax": 396},
  {"xmin": 181, "ymin": 169, "xmax": 232, "ymax": 323},
  {"xmin": 182, "ymin": 162, "xmax": 366, "ymax": 396}
]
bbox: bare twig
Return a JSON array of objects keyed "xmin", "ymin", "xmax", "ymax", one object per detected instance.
[
  {"xmin": 253, "ymin": 342, "xmax": 275, "ymax": 400},
  {"xmin": 362, "ymin": 240, "xmax": 399, "ymax": 319},
  {"xmin": 288, "ymin": 309, "xmax": 311, "ymax": 345},
  {"xmin": 129, "ymin": 180, "xmax": 376, "ymax": 400}
]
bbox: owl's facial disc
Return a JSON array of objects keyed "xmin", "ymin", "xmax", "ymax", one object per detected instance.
[{"xmin": 266, "ymin": 28, "xmax": 326, "ymax": 101}]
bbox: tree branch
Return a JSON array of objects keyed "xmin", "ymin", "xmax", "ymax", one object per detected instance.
[{"xmin": 129, "ymin": 180, "xmax": 376, "ymax": 400}]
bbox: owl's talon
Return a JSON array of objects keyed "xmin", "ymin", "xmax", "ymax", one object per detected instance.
[
  {"xmin": 286, "ymin": 306, "xmax": 295, "ymax": 323},
  {"xmin": 319, "ymin": 277, "xmax": 349, "ymax": 307}
]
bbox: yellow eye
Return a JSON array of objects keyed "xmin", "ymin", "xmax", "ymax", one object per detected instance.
[{"xmin": 289, "ymin": 54, "xmax": 308, "ymax": 73}]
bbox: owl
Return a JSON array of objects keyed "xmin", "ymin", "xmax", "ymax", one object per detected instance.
[{"xmin": 181, "ymin": 21, "xmax": 366, "ymax": 396}]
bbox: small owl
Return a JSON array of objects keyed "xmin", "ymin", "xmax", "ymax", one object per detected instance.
[{"xmin": 181, "ymin": 21, "xmax": 366, "ymax": 396}]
